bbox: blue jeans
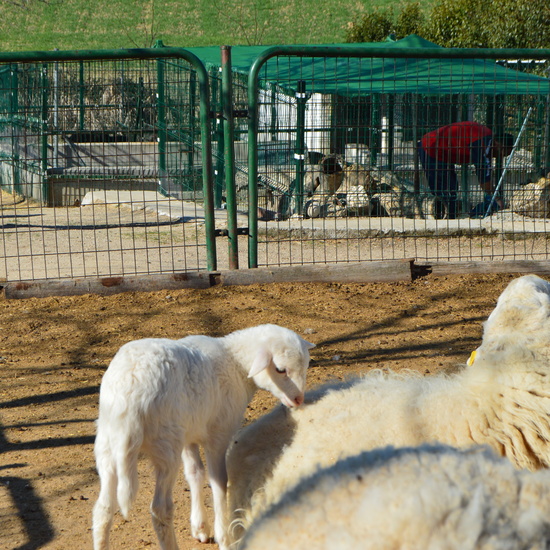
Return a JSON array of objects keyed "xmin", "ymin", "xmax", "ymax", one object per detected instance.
[{"xmin": 417, "ymin": 141, "xmax": 458, "ymax": 219}]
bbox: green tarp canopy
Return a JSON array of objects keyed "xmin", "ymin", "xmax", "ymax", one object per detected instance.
[{"xmin": 188, "ymin": 35, "xmax": 550, "ymax": 96}]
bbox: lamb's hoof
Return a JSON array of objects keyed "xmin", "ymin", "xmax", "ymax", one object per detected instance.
[{"xmin": 192, "ymin": 523, "xmax": 213, "ymax": 544}]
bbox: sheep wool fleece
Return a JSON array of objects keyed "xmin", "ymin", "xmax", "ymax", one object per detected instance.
[{"xmin": 227, "ymin": 274, "xmax": 550, "ymax": 540}]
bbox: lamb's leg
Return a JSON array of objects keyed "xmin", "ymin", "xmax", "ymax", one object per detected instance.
[
  {"xmin": 92, "ymin": 437, "xmax": 118, "ymax": 550},
  {"xmin": 92, "ymin": 466, "xmax": 117, "ymax": 550},
  {"xmin": 150, "ymin": 456, "xmax": 180, "ymax": 550},
  {"xmin": 205, "ymin": 446, "xmax": 230, "ymax": 550},
  {"xmin": 182, "ymin": 443, "xmax": 212, "ymax": 543}
]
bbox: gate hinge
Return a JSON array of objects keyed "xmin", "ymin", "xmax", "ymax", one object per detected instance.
[
  {"xmin": 214, "ymin": 227, "xmax": 249, "ymax": 237},
  {"xmin": 209, "ymin": 109, "xmax": 249, "ymax": 120}
]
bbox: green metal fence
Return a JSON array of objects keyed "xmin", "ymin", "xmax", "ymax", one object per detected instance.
[
  {"xmin": 243, "ymin": 40, "xmax": 550, "ymax": 269},
  {"xmin": 2, "ymin": 40, "xmax": 550, "ymax": 287},
  {"xmin": 0, "ymin": 46, "xmax": 217, "ymax": 282}
]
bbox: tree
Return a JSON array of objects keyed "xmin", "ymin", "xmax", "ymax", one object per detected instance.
[
  {"xmin": 346, "ymin": 0, "xmax": 550, "ymax": 49},
  {"xmin": 485, "ymin": 0, "xmax": 550, "ymax": 49},
  {"xmin": 395, "ymin": 2, "xmax": 425, "ymax": 41},
  {"xmin": 424, "ymin": 0, "xmax": 489, "ymax": 47},
  {"xmin": 345, "ymin": 2, "xmax": 425, "ymax": 43},
  {"xmin": 345, "ymin": 7, "xmax": 395, "ymax": 43}
]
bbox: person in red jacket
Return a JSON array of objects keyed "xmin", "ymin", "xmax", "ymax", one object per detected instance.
[{"xmin": 418, "ymin": 122, "xmax": 514, "ymax": 219}]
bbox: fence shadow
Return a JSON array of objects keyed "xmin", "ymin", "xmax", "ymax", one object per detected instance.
[{"xmin": 1, "ymin": 384, "xmax": 99, "ymax": 549}]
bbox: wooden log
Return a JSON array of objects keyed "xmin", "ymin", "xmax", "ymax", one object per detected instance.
[
  {"xmin": 425, "ymin": 260, "xmax": 550, "ymax": 277},
  {"xmin": 218, "ymin": 259, "xmax": 414, "ymax": 286},
  {"xmin": 3, "ymin": 272, "xmax": 213, "ymax": 299}
]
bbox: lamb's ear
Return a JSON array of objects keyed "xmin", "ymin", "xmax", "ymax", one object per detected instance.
[
  {"xmin": 248, "ymin": 348, "xmax": 272, "ymax": 378},
  {"xmin": 302, "ymin": 338, "xmax": 315, "ymax": 350}
]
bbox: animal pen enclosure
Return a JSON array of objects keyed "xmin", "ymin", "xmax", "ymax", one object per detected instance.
[{"xmin": 1, "ymin": 37, "xmax": 550, "ymax": 289}]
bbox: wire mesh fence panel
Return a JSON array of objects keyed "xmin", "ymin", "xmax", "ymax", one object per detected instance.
[
  {"xmin": 3, "ymin": 43, "xmax": 550, "ymax": 287},
  {"xmin": 244, "ymin": 42, "xmax": 550, "ymax": 268},
  {"xmin": 0, "ymin": 54, "xmax": 215, "ymax": 282}
]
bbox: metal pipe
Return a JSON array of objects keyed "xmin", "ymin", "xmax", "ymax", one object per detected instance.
[
  {"xmin": 294, "ymin": 80, "xmax": 307, "ymax": 216},
  {"xmin": 221, "ymin": 45, "xmax": 239, "ymax": 270},
  {"xmin": 485, "ymin": 106, "xmax": 533, "ymax": 217},
  {"xmin": 247, "ymin": 59, "xmax": 260, "ymax": 268}
]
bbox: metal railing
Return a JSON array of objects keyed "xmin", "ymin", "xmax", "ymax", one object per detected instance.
[
  {"xmin": 245, "ymin": 44, "xmax": 550, "ymax": 269},
  {"xmin": 2, "ymin": 42, "xmax": 550, "ymax": 288},
  {"xmin": 0, "ymin": 46, "xmax": 217, "ymax": 282}
]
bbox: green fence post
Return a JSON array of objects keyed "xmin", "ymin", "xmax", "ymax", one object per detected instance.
[
  {"xmin": 270, "ymin": 87, "xmax": 277, "ymax": 140},
  {"xmin": 294, "ymin": 80, "xmax": 307, "ymax": 216},
  {"xmin": 41, "ymin": 63, "xmax": 49, "ymax": 203},
  {"xmin": 79, "ymin": 61, "xmax": 85, "ymax": 131},
  {"xmin": 247, "ymin": 63, "xmax": 260, "ymax": 269},
  {"xmin": 412, "ymin": 93, "xmax": 420, "ymax": 197},
  {"xmin": 210, "ymin": 67, "xmax": 224, "ymax": 208},
  {"xmin": 221, "ymin": 45, "xmax": 239, "ymax": 270},
  {"xmin": 155, "ymin": 40, "xmax": 167, "ymax": 189},
  {"xmin": 10, "ymin": 64, "xmax": 21, "ymax": 195},
  {"xmin": 193, "ymin": 56, "xmax": 217, "ymax": 272},
  {"xmin": 188, "ymin": 70, "xmax": 196, "ymax": 178}
]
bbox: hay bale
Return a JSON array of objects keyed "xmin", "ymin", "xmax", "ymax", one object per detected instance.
[
  {"xmin": 345, "ymin": 185, "xmax": 372, "ymax": 216},
  {"xmin": 510, "ymin": 175, "xmax": 550, "ymax": 218},
  {"xmin": 341, "ymin": 164, "xmax": 377, "ymax": 194},
  {"xmin": 372, "ymin": 190, "xmax": 440, "ymax": 219}
]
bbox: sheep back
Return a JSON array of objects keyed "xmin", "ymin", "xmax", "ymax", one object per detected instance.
[
  {"xmin": 227, "ymin": 371, "xmax": 475, "ymax": 536},
  {"xmin": 238, "ymin": 444, "xmax": 550, "ymax": 550},
  {"xmin": 97, "ymin": 336, "xmax": 253, "ymax": 452},
  {"xmin": 227, "ymin": 275, "xmax": 550, "ymax": 538}
]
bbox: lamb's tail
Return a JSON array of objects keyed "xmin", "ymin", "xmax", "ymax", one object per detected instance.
[
  {"xmin": 94, "ymin": 414, "xmax": 143, "ymax": 519},
  {"xmin": 115, "ymin": 429, "xmax": 142, "ymax": 518}
]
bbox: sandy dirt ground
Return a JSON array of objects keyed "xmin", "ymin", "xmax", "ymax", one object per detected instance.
[
  {"xmin": 4, "ymin": 188, "xmax": 550, "ymax": 285},
  {"xmin": 0, "ymin": 271, "xmax": 526, "ymax": 549}
]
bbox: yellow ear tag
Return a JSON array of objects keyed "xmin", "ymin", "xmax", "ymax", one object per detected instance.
[{"xmin": 467, "ymin": 349, "xmax": 477, "ymax": 367}]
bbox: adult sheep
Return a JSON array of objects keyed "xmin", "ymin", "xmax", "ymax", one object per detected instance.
[
  {"xmin": 238, "ymin": 444, "xmax": 550, "ymax": 550},
  {"xmin": 92, "ymin": 324, "xmax": 314, "ymax": 550},
  {"xmin": 226, "ymin": 274, "xmax": 550, "ymax": 542}
]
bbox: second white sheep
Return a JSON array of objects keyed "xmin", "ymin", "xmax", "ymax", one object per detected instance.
[
  {"xmin": 238, "ymin": 444, "xmax": 550, "ymax": 550},
  {"xmin": 227, "ymin": 274, "xmax": 550, "ymax": 541}
]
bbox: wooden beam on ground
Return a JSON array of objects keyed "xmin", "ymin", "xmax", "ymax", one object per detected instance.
[
  {"xmin": 2, "ymin": 272, "xmax": 213, "ymax": 299},
  {"xmin": 423, "ymin": 260, "xmax": 550, "ymax": 277},
  {"xmin": 218, "ymin": 259, "xmax": 415, "ymax": 286},
  {"xmin": 13, "ymin": 258, "xmax": 550, "ymax": 300}
]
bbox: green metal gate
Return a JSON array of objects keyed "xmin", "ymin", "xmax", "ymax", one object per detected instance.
[
  {"xmin": 240, "ymin": 40, "xmax": 550, "ymax": 269},
  {"xmin": 2, "ymin": 40, "xmax": 550, "ymax": 289},
  {"xmin": 0, "ymin": 45, "xmax": 217, "ymax": 282}
]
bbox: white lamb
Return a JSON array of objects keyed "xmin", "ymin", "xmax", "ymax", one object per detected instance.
[
  {"xmin": 91, "ymin": 324, "xmax": 314, "ymax": 550},
  {"xmin": 226, "ymin": 274, "xmax": 550, "ymax": 541},
  {"xmin": 238, "ymin": 444, "xmax": 550, "ymax": 550}
]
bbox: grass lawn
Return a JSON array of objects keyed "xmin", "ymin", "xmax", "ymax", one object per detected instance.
[{"xmin": 0, "ymin": 0, "xmax": 429, "ymax": 52}]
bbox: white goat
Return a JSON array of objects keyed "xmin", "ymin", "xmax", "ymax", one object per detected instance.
[
  {"xmin": 226, "ymin": 274, "xmax": 550, "ymax": 541},
  {"xmin": 238, "ymin": 444, "xmax": 550, "ymax": 550},
  {"xmin": 92, "ymin": 324, "xmax": 314, "ymax": 550}
]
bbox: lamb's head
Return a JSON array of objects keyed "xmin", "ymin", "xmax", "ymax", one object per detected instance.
[
  {"xmin": 247, "ymin": 325, "xmax": 315, "ymax": 408},
  {"xmin": 476, "ymin": 274, "xmax": 550, "ymax": 367}
]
